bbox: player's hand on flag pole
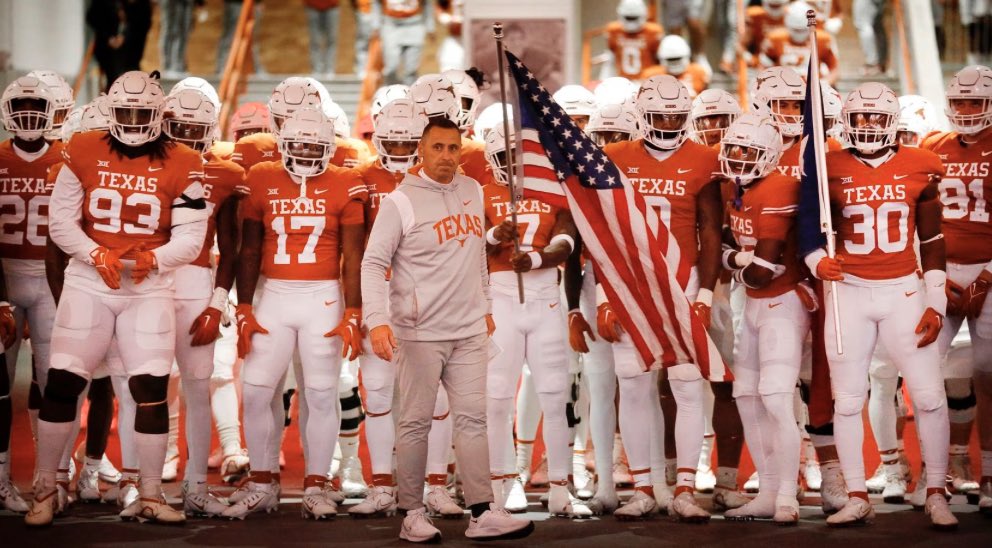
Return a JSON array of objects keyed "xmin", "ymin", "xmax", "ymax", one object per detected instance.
[{"xmin": 815, "ymin": 255, "xmax": 845, "ymax": 281}]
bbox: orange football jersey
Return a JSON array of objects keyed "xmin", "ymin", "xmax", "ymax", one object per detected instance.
[
  {"xmin": 356, "ymin": 158, "xmax": 404, "ymax": 230},
  {"xmin": 210, "ymin": 140, "xmax": 235, "ymax": 161},
  {"xmin": 605, "ymin": 139, "xmax": 720, "ymax": 272},
  {"xmin": 921, "ymin": 131, "xmax": 992, "ymax": 264},
  {"xmin": 639, "ymin": 64, "xmax": 709, "ymax": 97},
  {"xmin": 483, "ymin": 182, "xmax": 560, "ymax": 273},
  {"xmin": 460, "ymin": 137, "xmax": 490, "ymax": 184},
  {"xmin": 193, "ymin": 152, "xmax": 246, "ymax": 268},
  {"xmin": 62, "ymin": 131, "xmax": 204, "ymax": 254},
  {"xmin": 726, "ymin": 173, "xmax": 803, "ymax": 298},
  {"xmin": 774, "ymin": 137, "xmax": 842, "ymax": 179},
  {"xmin": 761, "ymin": 29, "xmax": 838, "ymax": 78},
  {"xmin": 382, "ymin": 0, "xmax": 423, "ymax": 18},
  {"xmin": 241, "ymin": 162, "xmax": 367, "ymax": 281},
  {"xmin": 826, "ymin": 147, "xmax": 945, "ymax": 280},
  {"xmin": 232, "ymin": 132, "xmax": 279, "ymax": 172},
  {"xmin": 744, "ymin": 7, "xmax": 784, "ymax": 57},
  {"xmin": 0, "ymin": 139, "xmax": 64, "ymax": 260},
  {"xmin": 606, "ymin": 21, "xmax": 664, "ymax": 80}
]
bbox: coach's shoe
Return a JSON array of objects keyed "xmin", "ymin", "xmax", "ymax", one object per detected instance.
[
  {"xmin": 161, "ymin": 455, "xmax": 179, "ymax": 483},
  {"xmin": 349, "ymin": 485, "xmax": 397, "ymax": 518},
  {"xmin": 134, "ymin": 496, "xmax": 187, "ymax": 524},
  {"xmin": 182, "ymin": 481, "xmax": 228, "ymax": 517},
  {"xmin": 978, "ymin": 478, "xmax": 992, "ymax": 515},
  {"xmin": 465, "ymin": 504, "xmax": 534, "ymax": 540},
  {"xmin": 1, "ymin": 477, "xmax": 30, "ymax": 513},
  {"xmin": 712, "ymin": 485, "xmax": 749, "ymax": 510},
  {"xmin": 820, "ymin": 463, "xmax": 848, "ymax": 514},
  {"xmin": 724, "ymin": 493, "xmax": 775, "ymax": 520},
  {"xmin": 614, "ymin": 490, "xmax": 657, "ymax": 520},
  {"xmin": 670, "ymin": 491, "xmax": 710, "ymax": 523},
  {"xmin": 426, "ymin": 484, "xmax": 463, "ymax": 518},
  {"xmin": 866, "ymin": 465, "xmax": 887, "ymax": 494},
  {"xmin": 881, "ymin": 464, "xmax": 907, "ymax": 504},
  {"xmin": 825, "ymin": 497, "xmax": 874, "ymax": 527},
  {"xmin": 76, "ymin": 466, "xmax": 102, "ymax": 503},
  {"xmin": 925, "ymin": 492, "xmax": 958, "ymax": 530},
  {"xmin": 548, "ymin": 483, "xmax": 593, "ymax": 519},
  {"xmin": 219, "ymin": 451, "xmax": 250, "ymax": 485},
  {"xmin": 772, "ymin": 496, "xmax": 800, "ymax": 526},
  {"xmin": 503, "ymin": 477, "xmax": 528, "ymax": 513},
  {"xmin": 948, "ymin": 453, "xmax": 980, "ymax": 494},
  {"xmin": 340, "ymin": 456, "xmax": 369, "ymax": 499},
  {"xmin": 24, "ymin": 487, "xmax": 58, "ymax": 526},
  {"xmin": 743, "ymin": 471, "xmax": 759, "ymax": 493},
  {"xmin": 400, "ymin": 507, "xmax": 441, "ymax": 543},
  {"xmin": 221, "ymin": 482, "xmax": 278, "ymax": 519},
  {"xmin": 653, "ymin": 482, "xmax": 674, "ymax": 513},
  {"xmin": 302, "ymin": 485, "xmax": 338, "ymax": 520}
]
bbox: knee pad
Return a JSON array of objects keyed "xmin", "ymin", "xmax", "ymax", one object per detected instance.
[
  {"xmin": 129, "ymin": 374, "xmax": 170, "ymax": 434},
  {"xmin": 913, "ymin": 385, "xmax": 947, "ymax": 414},
  {"xmin": 42, "ymin": 368, "xmax": 88, "ymax": 404},
  {"xmin": 833, "ymin": 393, "xmax": 866, "ymax": 417},
  {"xmin": 304, "ymin": 386, "xmax": 337, "ymax": 413},
  {"xmin": 339, "ymin": 386, "xmax": 365, "ymax": 432},
  {"xmin": 946, "ymin": 380, "xmax": 976, "ymax": 423},
  {"xmin": 805, "ymin": 422, "xmax": 834, "ymax": 436}
]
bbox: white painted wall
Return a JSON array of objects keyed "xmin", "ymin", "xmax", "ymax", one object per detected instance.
[{"xmin": 9, "ymin": 0, "xmax": 85, "ymax": 77}]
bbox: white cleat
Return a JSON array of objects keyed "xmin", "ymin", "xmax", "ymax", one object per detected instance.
[
  {"xmin": 339, "ymin": 456, "xmax": 369, "ymax": 499},
  {"xmin": 670, "ymin": 491, "xmax": 710, "ymax": 523},
  {"xmin": 978, "ymin": 480, "xmax": 992, "ymax": 515},
  {"xmin": 614, "ymin": 490, "xmax": 657, "ymax": 520},
  {"xmin": 712, "ymin": 485, "xmax": 750, "ymax": 511},
  {"xmin": 425, "ymin": 484, "xmax": 463, "ymax": 519},
  {"xmin": 947, "ymin": 454, "xmax": 979, "ymax": 494},
  {"xmin": 695, "ymin": 467, "xmax": 716, "ymax": 494},
  {"xmin": 865, "ymin": 465, "xmax": 887, "ymax": 494},
  {"xmin": 182, "ymin": 481, "xmax": 228, "ymax": 517},
  {"xmin": 0, "ymin": 478, "xmax": 30, "ymax": 513},
  {"xmin": 221, "ymin": 482, "xmax": 278, "ymax": 520},
  {"xmin": 117, "ymin": 482, "xmax": 140, "ymax": 519},
  {"xmin": 825, "ymin": 497, "xmax": 874, "ymax": 528},
  {"xmin": 880, "ymin": 464, "xmax": 907, "ymax": 504},
  {"xmin": 743, "ymin": 471, "xmax": 759, "ymax": 493},
  {"xmin": 301, "ymin": 486, "xmax": 338, "ymax": 520},
  {"xmin": 803, "ymin": 460, "xmax": 822, "ymax": 491},
  {"xmin": 400, "ymin": 507, "xmax": 442, "ymax": 543},
  {"xmin": 134, "ymin": 496, "xmax": 187, "ymax": 525},
  {"xmin": 653, "ymin": 482, "xmax": 673, "ymax": 514},
  {"xmin": 724, "ymin": 494, "xmax": 775, "ymax": 520},
  {"xmin": 548, "ymin": 484, "xmax": 593, "ymax": 519},
  {"xmin": 503, "ymin": 477, "xmax": 529, "ymax": 513},
  {"xmin": 24, "ymin": 488, "xmax": 58, "ymax": 527},
  {"xmin": 465, "ymin": 504, "xmax": 534, "ymax": 540},
  {"xmin": 97, "ymin": 454, "xmax": 122, "ymax": 483},
  {"xmin": 773, "ymin": 497, "xmax": 800, "ymax": 526},
  {"xmin": 612, "ymin": 460, "xmax": 633, "ymax": 487},
  {"xmin": 819, "ymin": 463, "xmax": 848, "ymax": 514},
  {"xmin": 161, "ymin": 455, "xmax": 179, "ymax": 483},
  {"xmin": 924, "ymin": 492, "xmax": 958, "ymax": 531},
  {"xmin": 573, "ymin": 467, "xmax": 595, "ymax": 499},
  {"xmin": 349, "ymin": 485, "xmax": 397, "ymax": 518},
  {"xmin": 219, "ymin": 451, "xmax": 250, "ymax": 484},
  {"xmin": 76, "ymin": 466, "xmax": 103, "ymax": 503},
  {"xmin": 585, "ymin": 490, "xmax": 619, "ymax": 515}
]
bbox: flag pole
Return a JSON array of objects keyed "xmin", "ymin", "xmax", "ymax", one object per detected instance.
[
  {"xmin": 494, "ymin": 22, "xmax": 526, "ymax": 304},
  {"xmin": 806, "ymin": 10, "xmax": 843, "ymax": 355}
]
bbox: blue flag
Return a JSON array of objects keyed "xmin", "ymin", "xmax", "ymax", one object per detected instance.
[{"xmin": 797, "ymin": 53, "xmax": 828, "ymax": 258}]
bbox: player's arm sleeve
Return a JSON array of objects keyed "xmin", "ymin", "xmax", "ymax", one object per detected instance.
[
  {"xmin": 49, "ymin": 164, "xmax": 102, "ymax": 264},
  {"xmin": 361, "ymin": 194, "xmax": 403, "ymax": 329},
  {"xmin": 152, "ymin": 179, "xmax": 210, "ymax": 273}
]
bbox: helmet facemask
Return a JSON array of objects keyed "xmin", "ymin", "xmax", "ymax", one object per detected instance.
[
  {"xmin": 947, "ymin": 97, "xmax": 992, "ymax": 136},
  {"xmin": 643, "ymin": 110, "xmax": 689, "ymax": 150},
  {"xmin": 110, "ymin": 104, "xmax": 162, "ymax": 146},
  {"xmin": 843, "ymin": 110, "xmax": 896, "ymax": 154},
  {"xmin": 164, "ymin": 117, "xmax": 214, "ymax": 152},
  {"xmin": 692, "ymin": 113, "xmax": 735, "ymax": 147},
  {"xmin": 376, "ymin": 138, "xmax": 420, "ymax": 174},
  {"xmin": 4, "ymin": 96, "xmax": 53, "ymax": 141}
]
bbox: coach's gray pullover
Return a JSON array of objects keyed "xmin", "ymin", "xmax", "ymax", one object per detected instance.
[{"xmin": 362, "ymin": 170, "xmax": 491, "ymax": 341}]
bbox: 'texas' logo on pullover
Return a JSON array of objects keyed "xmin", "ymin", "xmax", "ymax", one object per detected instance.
[{"xmin": 433, "ymin": 214, "xmax": 483, "ymax": 246}]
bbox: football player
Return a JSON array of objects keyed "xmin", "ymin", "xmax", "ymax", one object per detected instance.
[
  {"xmin": 641, "ymin": 35, "xmax": 710, "ymax": 98},
  {"xmin": 921, "ymin": 66, "xmax": 992, "ymax": 510},
  {"xmin": 26, "ymin": 70, "xmax": 74, "ymax": 141},
  {"xmin": 410, "ymin": 73, "xmax": 488, "ymax": 182},
  {"xmin": 442, "ymin": 68, "xmax": 482, "ymax": 136},
  {"xmin": 587, "ymin": 101, "xmax": 643, "ymax": 147},
  {"xmin": 604, "ymin": 0, "xmax": 663, "ymax": 80},
  {"xmin": 481, "ymin": 123, "xmax": 589, "ymax": 518},
  {"xmin": 600, "ymin": 75, "xmax": 720, "ymax": 521},
  {"xmin": 688, "ymin": 88, "xmax": 741, "ymax": 148},
  {"xmin": 27, "ymin": 71, "xmax": 209, "ymax": 526},
  {"xmin": 229, "ymin": 102, "xmax": 270, "ymax": 142},
  {"xmin": 759, "ymin": 1, "xmax": 839, "ymax": 86},
  {"xmin": 225, "ymin": 108, "xmax": 367, "ymax": 520},
  {"xmin": 553, "ymin": 85, "xmax": 598, "ymax": 132},
  {"xmin": 809, "ymin": 82, "xmax": 956, "ymax": 529},
  {"xmin": 742, "ymin": 0, "xmax": 789, "ymax": 66},
  {"xmin": 719, "ymin": 113, "xmax": 811, "ymax": 524}
]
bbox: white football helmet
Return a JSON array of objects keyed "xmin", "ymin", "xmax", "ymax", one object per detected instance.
[
  {"xmin": 762, "ymin": 0, "xmax": 790, "ymax": 19},
  {"xmin": 163, "ymin": 88, "xmax": 218, "ymax": 153},
  {"xmin": 896, "ymin": 95, "xmax": 937, "ymax": 146},
  {"xmin": 616, "ymin": 0, "xmax": 647, "ymax": 34},
  {"xmin": 170, "ymin": 76, "xmax": 221, "ymax": 109},
  {"xmin": 229, "ymin": 101, "xmax": 270, "ymax": 139},
  {"xmin": 27, "ymin": 70, "xmax": 74, "ymax": 134},
  {"xmin": 442, "ymin": 69, "xmax": 481, "ymax": 130},
  {"xmin": 635, "ymin": 75, "xmax": 692, "ymax": 150},
  {"xmin": 587, "ymin": 101, "xmax": 642, "ymax": 147},
  {"xmin": 371, "ymin": 84, "xmax": 411, "ymax": 122},
  {"xmin": 1, "ymin": 76, "xmax": 55, "ymax": 141},
  {"xmin": 268, "ymin": 76, "xmax": 324, "ymax": 136},
  {"xmin": 323, "ymin": 101, "xmax": 350, "ymax": 138},
  {"xmin": 842, "ymin": 82, "xmax": 899, "ymax": 154},
  {"xmin": 690, "ymin": 88, "xmax": 741, "ymax": 147},
  {"xmin": 594, "ymin": 77, "xmax": 639, "ymax": 106},
  {"xmin": 719, "ymin": 113, "xmax": 783, "ymax": 185},
  {"xmin": 484, "ymin": 122, "xmax": 515, "ymax": 186},
  {"xmin": 754, "ymin": 66, "xmax": 806, "ymax": 137},
  {"xmin": 821, "ymin": 81, "xmax": 842, "ymax": 135},
  {"xmin": 277, "ymin": 108, "xmax": 336, "ymax": 178},
  {"xmin": 473, "ymin": 102, "xmax": 512, "ymax": 143},
  {"xmin": 60, "ymin": 106, "xmax": 85, "ymax": 143},
  {"xmin": 373, "ymin": 98, "xmax": 427, "ymax": 174},
  {"xmin": 107, "ymin": 71, "xmax": 165, "ymax": 146},
  {"xmin": 410, "ymin": 74, "xmax": 461, "ymax": 123},
  {"xmin": 945, "ymin": 65, "xmax": 992, "ymax": 135},
  {"xmin": 785, "ymin": 1, "xmax": 813, "ymax": 44},
  {"xmin": 659, "ymin": 35, "xmax": 691, "ymax": 76},
  {"xmin": 554, "ymin": 85, "xmax": 598, "ymax": 119},
  {"xmin": 80, "ymin": 95, "xmax": 113, "ymax": 132}
]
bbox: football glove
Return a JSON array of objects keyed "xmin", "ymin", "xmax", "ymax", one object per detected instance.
[
  {"xmin": 914, "ymin": 307, "xmax": 943, "ymax": 348},
  {"xmin": 91, "ymin": 244, "xmax": 135, "ymax": 290},
  {"xmin": 596, "ymin": 302, "xmax": 623, "ymax": 343},
  {"xmin": 235, "ymin": 303, "xmax": 268, "ymax": 358},
  {"xmin": 326, "ymin": 307, "xmax": 363, "ymax": 361},
  {"xmin": 567, "ymin": 309, "xmax": 595, "ymax": 353}
]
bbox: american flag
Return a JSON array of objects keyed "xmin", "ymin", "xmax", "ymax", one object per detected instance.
[{"xmin": 504, "ymin": 51, "xmax": 730, "ymax": 381}]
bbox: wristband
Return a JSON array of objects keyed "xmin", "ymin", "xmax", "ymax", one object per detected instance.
[
  {"xmin": 695, "ymin": 288, "xmax": 713, "ymax": 307},
  {"xmin": 721, "ymin": 248, "xmax": 737, "ymax": 270},
  {"xmin": 486, "ymin": 226, "xmax": 501, "ymax": 246},
  {"xmin": 549, "ymin": 233, "xmax": 575, "ymax": 254},
  {"xmin": 208, "ymin": 287, "xmax": 229, "ymax": 312},
  {"xmin": 527, "ymin": 251, "xmax": 543, "ymax": 269},
  {"xmin": 923, "ymin": 269, "xmax": 948, "ymax": 316},
  {"xmin": 751, "ymin": 255, "xmax": 780, "ymax": 273},
  {"xmin": 568, "ymin": 308, "xmax": 582, "ymax": 316},
  {"xmin": 804, "ymin": 249, "xmax": 828, "ymax": 278}
]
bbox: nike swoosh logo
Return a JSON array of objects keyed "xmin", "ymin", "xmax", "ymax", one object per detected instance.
[
  {"xmin": 893, "ymin": 174, "xmax": 908, "ymax": 180},
  {"xmin": 743, "ymin": 206, "xmax": 752, "ymax": 212},
  {"xmin": 768, "ymin": 302, "xmax": 782, "ymax": 309},
  {"xmin": 905, "ymin": 291, "xmax": 917, "ymax": 297},
  {"xmin": 677, "ymin": 168, "xmax": 693, "ymax": 174},
  {"xmin": 463, "ymin": 200, "xmax": 472, "ymax": 206},
  {"xmin": 982, "ymin": 150, "xmax": 992, "ymax": 157},
  {"xmin": 148, "ymin": 166, "xmax": 163, "ymax": 172},
  {"xmin": 550, "ymin": 302, "xmax": 559, "ymax": 309},
  {"xmin": 314, "ymin": 189, "xmax": 329, "ymax": 195},
  {"xmin": 325, "ymin": 300, "xmax": 337, "ymax": 306},
  {"xmin": 246, "ymin": 497, "xmax": 263, "ymax": 511}
]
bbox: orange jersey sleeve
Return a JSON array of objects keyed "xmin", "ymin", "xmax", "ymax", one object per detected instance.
[
  {"xmin": 357, "ymin": 159, "xmax": 404, "ymax": 230},
  {"xmin": 63, "ymin": 131, "xmax": 204, "ymax": 255},
  {"xmin": 243, "ymin": 163, "xmax": 368, "ymax": 281},
  {"xmin": 194, "ymin": 155, "xmax": 246, "ymax": 268},
  {"xmin": 232, "ymin": 132, "xmax": 280, "ymax": 172},
  {"xmin": 459, "ymin": 137, "xmax": 490, "ymax": 184},
  {"xmin": 483, "ymin": 182, "xmax": 560, "ymax": 273},
  {"xmin": 922, "ymin": 131, "xmax": 992, "ymax": 264},
  {"xmin": 209, "ymin": 140, "xmax": 235, "ymax": 161},
  {"xmin": 728, "ymin": 173, "xmax": 803, "ymax": 298},
  {"xmin": 0, "ymin": 139, "xmax": 64, "ymax": 260},
  {"xmin": 826, "ymin": 147, "xmax": 945, "ymax": 280},
  {"xmin": 331, "ymin": 137, "xmax": 372, "ymax": 169},
  {"xmin": 605, "ymin": 139, "xmax": 720, "ymax": 272},
  {"xmin": 607, "ymin": 21, "xmax": 663, "ymax": 79}
]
